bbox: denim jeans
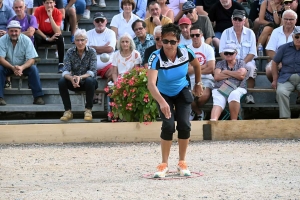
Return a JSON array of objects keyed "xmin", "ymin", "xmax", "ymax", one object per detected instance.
[{"xmin": 0, "ymin": 64, "xmax": 44, "ymax": 98}]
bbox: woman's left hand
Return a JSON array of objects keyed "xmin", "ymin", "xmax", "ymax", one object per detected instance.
[{"xmin": 193, "ymin": 85, "xmax": 204, "ymax": 97}]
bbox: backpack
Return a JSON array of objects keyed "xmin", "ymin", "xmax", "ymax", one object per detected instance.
[{"xmin": 12, "ymin": 14, "xmax": 31, "ymax": 27}]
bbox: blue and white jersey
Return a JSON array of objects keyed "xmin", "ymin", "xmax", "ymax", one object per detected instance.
[{"xmin": 148, "ymin": 45, "xmax": 196, "ymax": 96}]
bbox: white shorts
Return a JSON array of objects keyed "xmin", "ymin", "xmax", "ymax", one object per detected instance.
[
  {"xmin": 212, "ymin": 87, "xmax": 247, "ymax": 109},
  {"xmin": 245, "ymin": 61, "xmax": 257, "ymax": 78}
]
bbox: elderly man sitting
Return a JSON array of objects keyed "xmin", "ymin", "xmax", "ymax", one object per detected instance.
[
  {"xmin": 272, "ymin": 27, "xmax": 300, "ymax": 119},
  {"xmin": 58, "ymin": 28, "xmax": 98, "ymax": 122},
  {"xmin": 0, "ymin": 20, "xmax": 44, "ymax": 105}
]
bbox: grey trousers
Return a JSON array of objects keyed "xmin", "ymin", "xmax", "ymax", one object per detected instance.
[{"xmin": 277, "ymin": 74, "xmax": 300, "ymax": 118}]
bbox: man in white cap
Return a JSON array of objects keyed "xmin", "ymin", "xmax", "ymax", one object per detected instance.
[{"xmin": 0, "ymin": 20, "xmax": 44, "ymax": 106}]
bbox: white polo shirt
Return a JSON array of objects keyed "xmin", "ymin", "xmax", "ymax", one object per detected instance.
[
  {"xmin": 86, "ymin": 28, "xmax": 116, "ymax": 70},
  {"xmin": 110, "ymin": 12, "xmax": 140, "ymax": 39},
  {"xmin": 266, "ymin": 25, "xmax": 294, "ymax": 52},
  {"xmin": 219, "ymin": 26, "xmax": 257, "ymax": 65}
]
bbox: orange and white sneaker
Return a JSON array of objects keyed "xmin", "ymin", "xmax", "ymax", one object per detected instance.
[
  {"xmin": 153, "ymin": 163, "xmax": 169, "ymax": 178},
  {"xmin": 177, "ymin": 161, "xmax": 191, "ymax": 176}
]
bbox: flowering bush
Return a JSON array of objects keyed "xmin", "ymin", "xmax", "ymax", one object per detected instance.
[{"xmin": 104, "ymin": 67, "xmax": 159, "ymax": 123}]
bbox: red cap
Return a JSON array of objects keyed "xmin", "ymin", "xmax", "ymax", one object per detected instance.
[{"xmin": 178, "ymin": 17, "xmax": 191, "ymax": 25}]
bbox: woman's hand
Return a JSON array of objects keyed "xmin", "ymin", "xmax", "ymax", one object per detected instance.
[{"xmin": 159, "ymin": 101, "xmax": 171, "ymax": 119}]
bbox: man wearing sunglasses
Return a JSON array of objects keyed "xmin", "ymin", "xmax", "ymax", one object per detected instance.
[
  {"xmin": 86, "ymin": 12, "xmax": 116, "ymax": 83},
  {"xmin": 144, "ymin": 1, "xmax": 172, "ymax": 35},
  {"xmin": 219, "ymin": 9, "xmax": 257, "ymax": 104},
  {"xmin": 182, "ymin": 1, "xmax": 214, "ymax": 45},
  {"xmin": 271, "ymin": 27, "xmax": 300, "ymax": 118},
  {"xmin": 132, "ymin": 19, "xmax": 155, "ymax": 63},
  {"xmin": 188, "ymin": 25, "xmax": 215, "ymax": 121}
]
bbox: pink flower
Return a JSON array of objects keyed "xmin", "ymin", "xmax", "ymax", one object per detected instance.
[
  {"xmin": 128, "ymin": 79, "xmax": 135, "ymax": 86},
  {"xmin": 132, "ymin": 95, "xmax": 136, "ymax": 98},
  {"xmin": 123, "ymin": 90, "xmax": 128, "ymax": 97},
  {"xmin": 104, "ymin": 86, "xmax": 110, "ymax": 93},
  {"xmin": 109, "ymin": 102, "xmax": 116, "ymax": 107},
  {"xmin": 108, "ymin": 112, "xmax": 114, "ymax": 118}
]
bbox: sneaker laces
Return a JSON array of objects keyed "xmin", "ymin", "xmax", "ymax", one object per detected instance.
[{"xmin": 156, "ymin": 163, "xmax": 167, "ymax": 171}]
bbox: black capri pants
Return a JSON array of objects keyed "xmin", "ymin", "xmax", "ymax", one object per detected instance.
[{"xmin": 158, "ymin": 87, "xmax": 193, "ymax": 141}]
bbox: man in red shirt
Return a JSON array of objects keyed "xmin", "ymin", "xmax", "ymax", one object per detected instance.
[{"xmin": 34, "ymin": 0, "xmax": 65, "ymax": 73}]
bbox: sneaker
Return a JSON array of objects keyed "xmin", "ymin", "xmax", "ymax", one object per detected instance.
[
  {"xmin": 84, "ymin": 109, "xmax": 93, "ymax": 121},
  {"xmin": 177, "ymin": 160, "xmax": 191, "ymax": 177},
  {"xmin": 0, "ymin": 98, "xmax": 6, "ymax": 106},
  {"xmin": 58, "ymin": 64, "xmax": 64, "ymax": 73},
  {"xmin": 189, "ymin": 110, "xmax": 195, "ymax": 121},
  {"xmin": 98, "ymin": 0, "xmax": 106, "ymax": 7},
  {"xmin": 82, "ymin": 9, "xmax": 90, "ymax": 19},
  {"xmin": 195, "ymin": 110, "xmax": 206, "ymax": 121},
  {"xmin": 245, "ymin": 94, "xmax": 255, "ymax": 104},
  {"xmin": 33, "ymin": 97, "xmax": 45, "ymax": 105},
  {"xmin": 55, "ymin": 51, "xmax": 58, "ymax": 58},
  {"xmin": 70, "ymin": 35, "xmax": 75, "ymax": 44},
  {"xmin": 296, "ymin": 96, "xmax": 300, "ymax": 104},
  {"xmin": 4, "ymin": 80, "xmax": 11, "ymax": 89},
  {"xmin": 60, "ymin": 110, "xmax": 73, "ymax": 121},
  {"xmin": 153, "ymin": 163, "xmax": 168, "ymax": 178}
]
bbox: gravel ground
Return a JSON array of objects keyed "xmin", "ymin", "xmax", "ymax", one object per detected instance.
[{"xmin": 1, "ymin": 140, "xmax": 300, "ymax": 199}]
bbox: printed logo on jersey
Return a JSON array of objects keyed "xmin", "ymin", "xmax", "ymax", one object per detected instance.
[
  {"xmin": 148, "ymin": 53, "xmax": 156, "ymax": 67},
  {"xmin": 195, "ymin": 52, "xmax": 206, "ymax": 65}
]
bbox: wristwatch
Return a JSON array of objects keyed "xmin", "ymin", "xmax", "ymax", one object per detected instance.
[
  {"xmin": 273, "ymin": 10, "xmax": 277, "ymax": 14},
  {"xmin": 196, "ymin": 81, "xmax": 203, "ymax": 86},
  {"xmin": 45, "ymin": 37, "xmax": 49, "ymax": 41}
]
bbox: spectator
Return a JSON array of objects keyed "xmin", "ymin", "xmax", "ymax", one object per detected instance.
[
  {"xmin": 256, "ymin": 0, "xmax": 283, "ymax": 49},
  {"xmin": 219, "ymin": 9, "xmax": 257, "ymax": 104},
  {"xmin": 208, "ymin": 0, "xmax": 249, "ymax": 52},
  {"xmin": 63, "ymin": 0, "xmax": 78, "ymax": 43},
  {"xmin": 178, "ymin": 17, "xmax": 192, "ymax": 46},
  {"xmin": 248, "ymin": 0, "xmax": 265, "ymax": 35},
  {"xmin": 188, "ymin": 25, "xmax": 215, "ymax": 121},
  {"xmin": 166, "ymin": 0, "xmax": 186, "ymax": 23},
  {"xmin": 5, "ymin": 0, "xmax": 33, "ymax": 14},
  {"xmin": 112, "ymin": 33, "xmax": 142, "ymax": 83},
  {"xmin": 34, "ymin": 0, "xmax": 65, "ymax": 73},
  {"xmin": 119, "ymin": 0, "xmax": 147, "ymax": 19},
  {"xmin": 132, "ymin": 19, "xmax": 155, "ymax": 63},
  {"xmin": 111, "ymin": 0, "xmax": 141, "ymax": 39},
  {"xmin": 157, "ymin": 0, "xmax": 174, "ymax": 22},
  {"xmin": 271, "ymin": 27, "xmax": 300, "ymax": 118},
  {"xmin": 195, "ymin": 0, "xmax": 218, "ymax": 16},
  {"xmin": 210, "ymin": 44, "xmax": 248, "ymax": 121},
  {"xmin": 33, "ymin": 0, "xmax": 65, "ymax": 19},
  {"xmin": 144, "ymin": 1, "xmax": 172, "ymax": 34},
  {"xmin": 182, "ymin": 1, "xmax": 214, "ymax": 45},
  {"xmin": 147, "ymin": 23, "xmax": 203, "ymax": 178},
  {"xmin": 86, "ymin": 12, "xmax": 116, "ymax": 104},
  {"xmin": 59, "ymin": 29, "xmax": 98, "ymax": 121},
  {"xmin": 0, "ymin": 0, "xmax": 15, "ymax": 37},
  {"xmin": 143, "ymin": 25, "xmax": 162, "ymax": 67},
  {"xmin": 0, "ymin": 20, "xmax": 44, "ymax": 106}
]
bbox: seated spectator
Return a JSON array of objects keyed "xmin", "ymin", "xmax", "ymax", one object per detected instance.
[
  {"xmin": 248, "ymin": 0, "xmax": 264, "ymax": 35},
  {"xmin": 146, "ymin": 0, "xmax": 174, "ymax": 22},
  {"xmin": 0, "ymin": 0, "xmax": 15, "ymax": 37},
  {"xmin": 63, "ymin": 0, "xmax": 78, "ymax": 43},
  {"xmin": 271, "ymin": 27, "xmax": 300, "ymax": 119},
  {"xmin": 0, "ymin": 20, "xmax": 44, "ymax": 106},
  {"xmin": 132, "ymin": 19, "xmax": 155, "ymax": 63},
  {"xmin": 111, "ymin": 0, "xmax": 141, "ymax": 39},
  {"xmin": 188, "ymin": 25, "xmax": 215, "ymax": 121},
  {"xmin": 34, "ymin": 0, "xmax": 65, "ymax": 73},
  {"xmin": 33, "ymin": 0, "xmax": 65, "ymax": 19},
  {"xmin": 182, "ymin": 1, "xmax": 214, "ymax": 45},
  {"xmin": 219, "ymin": 9, "xmax": 257, "ymax": 104},
  {"xmin": 210, "ymin": 44, "xmax": 248, "ymax": 121},
  {"xmin": 195, "ymin": 0, "xmax": 218, "ymax": 16},
  {"xmin": 208, "ymin": 0, "xmax": 249, "ymax": 53},
  {"xmin": 5, "ymin": 0, "xmax": 38, "ymax": 89},
  {"xmin": 144, "ymin": 1, "xmax": 172, "ymax": 34},
  {"xmin": 143, "ymin": 25, "xmax": 162, "ymax": 67},
  {"xmin": 178, "ymin": 17, "xmax": 192, "ymax": 46},
  {"xmin": 257, "ymin": 0, "xmax": 283, "ymax": 49},
  {"xmin": 119, "ymin": 0, "xmax": 147, "ymax": 19},
  {"xmin": 165, "ymin": 0, "xmax": 186, "ymax": 24},
  {"xmin": 59, "ymin": 29, "xmax": 98, "ymax": 121},
  {"xmin": 86, "ymin": 12, "xmax": 116, "ymax": 104},
  {"xmin": 5, "ymin": 0, "xmax": 33, "ymax": 14},
  {"xmin": 112, "ymin": 33, "xmax": 142, "ymax": 82}
]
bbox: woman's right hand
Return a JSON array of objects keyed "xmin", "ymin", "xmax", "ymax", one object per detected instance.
[{"xmin": 159, "ymin": 101, "xmax": 171, "ymax": 119}]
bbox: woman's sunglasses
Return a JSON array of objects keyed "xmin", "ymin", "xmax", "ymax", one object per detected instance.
[
  {"xmin": 162, "ymin": 39, "xmax": 177, "ymax": 45},
  {"xmin": 224, "ymin": 52, "xmax": 235, "ymax": 56}
]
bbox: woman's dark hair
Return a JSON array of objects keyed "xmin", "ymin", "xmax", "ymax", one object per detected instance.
[
  {"xmin": 161, "ymin": 23, "xmax": 181, "ymax": 41},
  {"xmin": 121, "ymin": 0, "xmax": 136, "ymax": 11},
  {"xmin": 131, "ymin": 19, "xmax": 146, "ymax": 31}
]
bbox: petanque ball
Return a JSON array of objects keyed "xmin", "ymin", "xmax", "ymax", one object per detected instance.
[{"xmin": 100, "ymin": 53, "xmax": 110, "ymax": 63}]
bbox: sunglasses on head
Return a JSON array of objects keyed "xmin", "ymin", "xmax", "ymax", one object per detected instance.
[
  {"xmin": 155, "ymin": 37, "xmax": 161, "ymax": 41},
  {"xmin": 134, "ymin": 27, "xmax": 144, "ymax": 32},
  {"xmin": 190, "ymin": 34, "xmax": 201, "ymax": 38},
  {"xmin": 294, "ymin": 35, "xmax": 300, "ymax": 39},
  {"xmin": 284, "ymin": 0, "xmax": 294, "ymax": 5},
  {"xmin": 94, "ymin": 18, "xmax": 105, "ymax": 23},
  {"xmin": 162, "ymin": 39, "xmax": 177, "ymax": 45},
  {"xmin": 184, "ymin": 10, "xmax": 193, "ymax": 15},
  {"xmin": 224, "ymin": 52, "xmax": 235, "ymax": 56},
  {"xmin": 232, "ymin": 17, "xmax": 243, "ymax": 22}
]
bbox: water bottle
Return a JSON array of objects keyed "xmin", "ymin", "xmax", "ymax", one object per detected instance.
[{"xmin": 258, "ymin": 43, "xmax": 264, "ymax": 57}]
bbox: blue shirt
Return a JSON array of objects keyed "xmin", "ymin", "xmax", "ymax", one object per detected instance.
[
  {"xmin": 0, "ymin": 33, "xmax": 38, "ymax": 66},
  {"xmin": 149, "ymin": 45, "xmax": 196, "ymax": 96},
  {"xmin": 273, "ymin": 42, "xmax": 300, "ymax": 83},
  {"xmin": 133, "ymin": 33, "xmax": 155, "ymax": 63},
  {"xmin": 0, "ymin": 4, "xmax": 15, "ymax": 30}
]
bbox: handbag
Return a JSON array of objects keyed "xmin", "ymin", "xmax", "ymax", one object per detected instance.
[{"xmin": 217, "ymin": 80, "xmax": 237, "ymax": 98}]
